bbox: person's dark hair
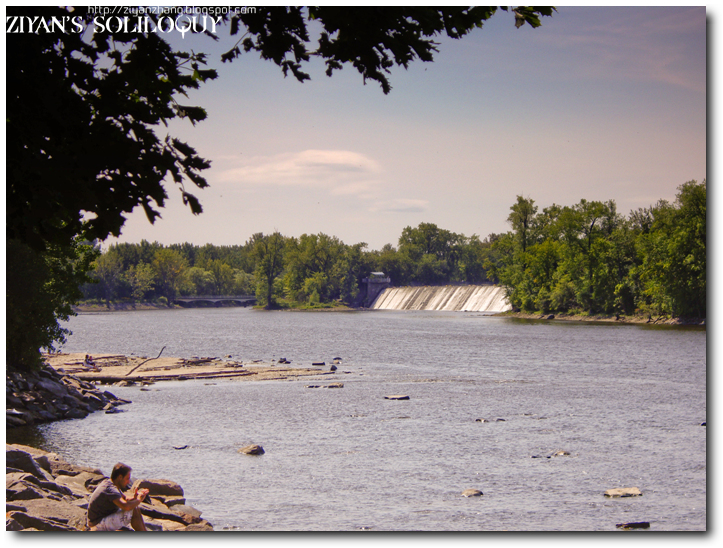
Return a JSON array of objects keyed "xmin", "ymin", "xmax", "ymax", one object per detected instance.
[{"xmin": 111, "ymin": 462, "xmax": 131, "ymax": 481}]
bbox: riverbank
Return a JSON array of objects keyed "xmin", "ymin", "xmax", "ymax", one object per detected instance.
[
  {"xmin": 495, "ymin": 311, "xmax": 705, "ymax": 326},
  {"xmin": 6, "ymin": 443, "xmax": 212, "ymax": 531}
]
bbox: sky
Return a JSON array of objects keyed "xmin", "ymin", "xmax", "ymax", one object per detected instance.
[{"xmin": 97, "ymin": 5, "xmax": 707, "ymax": 252}]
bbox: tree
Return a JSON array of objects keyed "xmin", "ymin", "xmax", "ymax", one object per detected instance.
[
  {"xmin": 6, "ymin": 239, "xmax": 97, "ymax": 369},
  {"xmin": 507, "ymin": 196, "xmax": 538, "ymax": 255},
  {"xmin": 126, "ymin": 263, "xmax": 156, "ymax": 306},
  {"xmin": 208, "ymin": 259, "xmax": 235, "ymax": 295},
  {"xmin": 251, "ymin": 232, "xmax": 286, "ymax": 309},
  {"xmin": 221, "ymin": 7, "xmax": 555, "ymax": 94},
  {"xmin": 152, "ymin": 249, "xmax": 188, "ymax": 304},
  {"xmin": 93, "ymin": 251, "xmax": 124, "ymax": 308}
]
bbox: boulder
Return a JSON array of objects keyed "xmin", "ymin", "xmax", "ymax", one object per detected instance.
[
  {"xmin": 238, "ymin": 444, "xmax": 265, "ymax": 455},
  {"xmin": 462, "ymin": 489, "xmax": 483, "ymax": 497},
  {"xmin": 53, "ymin": 471, "xmax": 105, "ymax": 496},
  {"xmin": 6, "ymin": 510, "xmax": 78, "ymax": 531},
  {"xmin": 35, "ymin": 378, "xmax": 69, "ymax": 399},
  {"xmin": 138, "ymin": 501, "xmax": 189, "ymax": 524},
  {"xmin": 12, "ymin": 497, "xmax": 89, "ymax": 530},
  {"xmin": 604, "ymin": 487, "xmax": 642, "ymax": 498},
  {"xmin": 6, "ymin": 477, "xmax": 53, "ymax": 502},
  {"xmin": 132, "ymin": 478, "xmax": 185, "ymax": 497},
  {"xmin": 172, "ymin": 504, "xmax": 202, "ymax": 519},
  {"xmin": 6, "ymin": 449, "xmax": 55, "ymax": 481},
  {"xmin": 182, "ymin": 521, "xmax": 214, "ymax": 531},
  {"xmin": 156, "ymin": 495, "xmax": 187, "ymax": 507}
]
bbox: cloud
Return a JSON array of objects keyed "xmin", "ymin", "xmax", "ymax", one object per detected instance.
[
  {"xmin": 370, "ymin": 199, "xmax": 429, "ymax": 214},
  {"xmin": 214, "ymin": 149, "xmax": 383, "ymax": 197}
]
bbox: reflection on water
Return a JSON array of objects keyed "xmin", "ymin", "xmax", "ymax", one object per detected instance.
[{"xmin": 10, "ymin": 309, "xmax": 706, "ymax": 531}]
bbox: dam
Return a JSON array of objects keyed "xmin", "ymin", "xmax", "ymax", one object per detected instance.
[{"xmin": 370, "ymin": 284, "xmax": 512, "ymax": 312}]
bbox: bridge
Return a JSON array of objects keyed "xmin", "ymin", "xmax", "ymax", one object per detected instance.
[{"xmin": 174, "ymin": 295, "xmax": 256, "ymax": 307}]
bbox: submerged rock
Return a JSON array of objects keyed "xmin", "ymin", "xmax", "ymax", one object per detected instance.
[
  {"xmin": 384, "ymin": 395, "xmax": 410, "ymax": 400},
  {"xmin": 462, "ymin": 489, "xmax": 483, "ymax": 497}
]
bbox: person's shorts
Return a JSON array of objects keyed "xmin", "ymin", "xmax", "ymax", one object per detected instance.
[{"xmin": 92, "ymin": 508, "xmax": 133, "ymax": 531}]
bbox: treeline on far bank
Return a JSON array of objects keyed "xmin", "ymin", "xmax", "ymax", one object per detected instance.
[
  {"xmin": 82, "ymin": 179, "xmax": 705, "ymax": 318},
  {"xmin": 81, "ymin": 224, "xmax": 496, "ymax": 309}
]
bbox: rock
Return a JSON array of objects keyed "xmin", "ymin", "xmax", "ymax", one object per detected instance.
[
  {"xmin": 53, "ymin": 471, "xmax": 105, "ymax": 495},
  {"xmin": 462, "ymin": 489, "xmax": 483, "ymax": 497},
  {"xmin": 495, "ymin": 418, "xmax": 506, "ymax": 422},
  {"xmin": 384, "ymin": 395, "xmax": 410, "ymax": 400},
  {"xmin": 182, "ymin": 521, "xmax": 214, "ymax": 531},
  {"xmin": 6, "ymin": 477, "xmax": 53, "ymax": 502},
  {"xmin": 238, "ymin": 444, "xmax": 265, "ymax": 455},
  {"xmin": 305, "ymin": 385, "xmax": 322, "ymax": 389},
  {"xmin": 604, "ymin": 487, "xmax": 642, "ymax": 498},
  {"xmin": 312, "ymin": 362, "xmax": 326, "ymax": 366},
  {"xmin": 173, "ymin": 445, "xmax": 189, "ymax": 450},
  {"xmin": 138, "ymin": 501, "xmax": 189, "ymax": 524},
  {"xmin": 701, "ymin": 421, "xmax": 706, "ymax": 426},
  {"xmin": 6, "ymin": 449, "xmax": 54, "ymax": 481},
  {"xmin": 326, "ymin": 383, "xmax": 344, "ymax": 388},
  {"xmin": 154, "ymin": 495, "xmax": 187, "ymax": 507},
  {"xmin": 553, "ymin": 450, "xmax": 571, "ymax": 457},
  {"xmin": 35, "ymin": 378, "xmax": 69, "ymax": 398},
  {"xmin": 330, "ymin": 365, "xmax": 337, "ymax": 371},
  {"xmin": 172, "ymin": 504, "xmax": 202, "ymax": 519},
  {"xmin": 616, "ymin": 521, "xmax": 650, "ymax": 529},
  {"xmin": 475, "ymin": 418, "xmax": 489, "ymax": 422},
  {"xmin": 6, "ymin": 510, "xmax": 79, "ymax": 531},
  {"xmin": 132, "ymin": 478, "xmax": 185, "ymax": 497},
  {"xmin": 15, "ymin": 497, "xmax": 89, "ymax": 530}
]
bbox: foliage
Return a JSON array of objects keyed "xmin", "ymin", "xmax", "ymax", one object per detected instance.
[
  {"xmin": 222, "ymin": 7, "xmax": 555, "ymax": 94},
  {"xmin": 7, "ymin": 6, "xmax": 217, "ymax": 254},
  {"xmin": 487, "ymin": 181, "xmax": 706, "ymax": 318},
  {"xmin": 251, "ymin": 232, "xmax": 286, "ymax": 309},
  {"xmin": 6, "ymin": 239, "xmax": 98, "ymax": 370}
]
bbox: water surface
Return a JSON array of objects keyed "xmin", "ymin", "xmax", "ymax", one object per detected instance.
[{"xmin": 9, "ymin": 308, "xmax": 706, "ymax": 531}]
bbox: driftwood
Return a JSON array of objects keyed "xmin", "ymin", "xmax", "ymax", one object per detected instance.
[{"xmin": 125, "ymin": 346, "xmax": 166, "ymax": 376}]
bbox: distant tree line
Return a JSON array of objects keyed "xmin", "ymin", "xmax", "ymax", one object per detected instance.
[
  {"xmin": 81, "ymin": 179, "xmax": 705, "ymax": 318},
  {"xmin": 81, "ymin": 225, "xmax": 497, "ymax": 309},
  {"xmin": 487, "ymin": 180, "xmax": 706, "ymax": 318}
]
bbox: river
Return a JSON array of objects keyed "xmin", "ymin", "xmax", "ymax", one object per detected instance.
[{"xmin": 8, "ymin": 308, "xmax": 706, "ymax": 531}]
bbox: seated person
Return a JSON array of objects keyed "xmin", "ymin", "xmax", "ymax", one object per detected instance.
[
  {"xmin": 87, "ymin": 463, "xmax": 150, "ymax": 531},
  {"xmin": 84, "ymin": 354, "xmax": 99, "ymax": 371}
]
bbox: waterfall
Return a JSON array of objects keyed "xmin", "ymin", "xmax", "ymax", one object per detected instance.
[{"xmin": 370, "ymin": 285, "xmax": 511, "ymax": 312}]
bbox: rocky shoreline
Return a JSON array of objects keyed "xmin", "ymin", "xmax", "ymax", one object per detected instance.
[
  {"xmin": 6, "ymin": 364, "xmax": 131, "ymax": 429},
  {"xmin": 6, "ymin": 443, "xmax": 212, "ymax": 531},
  {"xmin": 6, "ymin": 353, "xmax": 338, "ymax": 532}
]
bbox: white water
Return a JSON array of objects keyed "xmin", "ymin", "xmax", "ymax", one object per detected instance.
[{"xmin": 371, "ymin": 285, "xmax": 512, "ymax": 312}]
